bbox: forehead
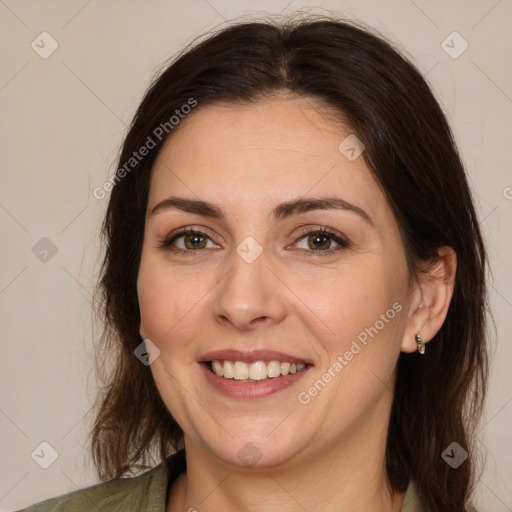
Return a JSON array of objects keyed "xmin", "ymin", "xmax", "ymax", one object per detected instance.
[{"xmin": 149, "ymin": 95, "xmax": 385, "ymax": 221}]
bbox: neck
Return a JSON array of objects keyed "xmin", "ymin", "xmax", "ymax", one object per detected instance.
[{"xmin": 167, "ymin": 397, "xmax": 405, "ymax": 512}]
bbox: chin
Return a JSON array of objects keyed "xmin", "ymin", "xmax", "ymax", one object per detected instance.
[{"xmin": 196, "ymin": 424, "xmax": 309, "ymax": 470}]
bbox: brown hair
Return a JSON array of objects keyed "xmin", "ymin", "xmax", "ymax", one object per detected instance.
[{"xmin": 90, "ymin": 16, "xmax": 489, "ymax": 511}]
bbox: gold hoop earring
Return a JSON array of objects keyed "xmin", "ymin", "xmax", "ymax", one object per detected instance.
[{"xmin": 415, "ymin": 333, "xmax": 425, "ymax": 354}]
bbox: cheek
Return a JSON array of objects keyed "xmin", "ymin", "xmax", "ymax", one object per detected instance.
[
  {"xmin": 137, "ymin": 255, "xmax": 215, "ymax": 344},
  {"xmin": 292, "ymin": 264, "xmax": 408, "ymax": 417},
  {"xmin": 292, "ymin": 258, "xmax": 408, "ymax": 357}
]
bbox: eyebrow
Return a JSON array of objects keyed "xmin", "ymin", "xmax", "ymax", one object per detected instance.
[{"xmin": 149, "ymin": 196, "xmax": 373, "ymax": 225}]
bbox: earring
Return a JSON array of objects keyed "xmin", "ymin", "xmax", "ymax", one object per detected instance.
[{"xmin": 415, "ymin": 333, "xmax": 425, "ymax": 354}]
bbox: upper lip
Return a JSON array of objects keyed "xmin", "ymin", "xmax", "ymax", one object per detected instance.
[{"xmin": 199, "ymin": 349, "xmax": 312, "ymax": 365}]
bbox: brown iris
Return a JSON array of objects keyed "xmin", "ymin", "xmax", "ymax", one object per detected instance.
[
  {"xmin": 184, "ymin": 233, "xmax": 207, "ymax": 250},
  {"xmin": 308, "ymin": 233, "xmax": 332, "ymax": 250}
]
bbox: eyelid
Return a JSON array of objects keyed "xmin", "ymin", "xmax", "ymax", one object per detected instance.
[
  {"xmin": 158, "ymin": 225, "xmax": 350, "ymax": 255},
  {"xmin": 158, "ymin": 226, "xmax": 221, "ymax": 251},
  {"xmin": 290, "ymin": 225, "xmax": 349, "ymax": 244},
  {"xmin": 286, "ymin": 226, "xmax": 350, "ymax": 254}
]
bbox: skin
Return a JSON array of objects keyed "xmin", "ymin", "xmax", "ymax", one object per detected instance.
[{"xmin": 137, "ymin": 93, "xmax": 456, "ymax": 512}]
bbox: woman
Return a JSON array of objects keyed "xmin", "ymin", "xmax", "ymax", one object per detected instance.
[{"xmin": 19, "ymin": 15, "xmax": 488, "ymax": 512}]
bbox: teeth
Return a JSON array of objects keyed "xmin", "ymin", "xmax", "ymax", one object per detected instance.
[
  {"xmin": 233, "ymin": 361, "xmax": 248, "ymax": 380},
  {"xmin": 210, "ymin": 360, "xmax": 308, "ymax": 381},
  {"xmin": 267, "ymin": 360, "xmax": 281, "ymax": 377},
  {"xmin": 212, "ymin": 360, "xmax": 224, "ymax": 377},
  {"xmin": 248, "ymin": 361, "xmax": 267, "ymax": 381},
  {"xmin": 223, "ymin": 361, "xmax": 234, "ymax": 379}
]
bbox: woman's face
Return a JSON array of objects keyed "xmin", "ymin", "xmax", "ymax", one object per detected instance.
[{"xmin": 137, "ymin": 94, "xmax": 415, "ymax": 469}]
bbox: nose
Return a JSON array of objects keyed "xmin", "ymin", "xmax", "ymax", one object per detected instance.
[{"xmin": 212, "ymin": 248, "xmax": 287, "ymax": 332}]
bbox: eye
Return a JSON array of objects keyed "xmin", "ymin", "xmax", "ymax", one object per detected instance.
[
  {"xmin": 159, "ymin": 228, "xmax": 220, "ymax": 253},
  {"xmin": 292, "ymin": 227, "xmax": 349, "ymax": 254}
]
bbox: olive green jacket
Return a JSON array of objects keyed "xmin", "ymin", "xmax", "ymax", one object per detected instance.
[{"xmin": 18, "ymin": 449, "xmax": 423, "ymax": 511}]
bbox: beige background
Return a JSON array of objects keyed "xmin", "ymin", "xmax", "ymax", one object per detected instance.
[{"xmin": 0, "ymin": 0, "xmax": 511, "ymax": 510}]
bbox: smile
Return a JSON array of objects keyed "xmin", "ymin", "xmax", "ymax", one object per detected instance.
[
  {"xmin": 200, "ymin": 360, "xmax": 312, "ymax": 399},
  {"xmin": 209, "ymin": 360, "xmax": 308, "ymax": 381}
]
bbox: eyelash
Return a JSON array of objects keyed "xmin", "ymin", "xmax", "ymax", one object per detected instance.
[
  {"xmin": 158, "ymin": 226, "xmax": 350, "ymax": 257},
  {"xmin": 291, "ymin": 226, "xmax": 350, "ymax": 256}
]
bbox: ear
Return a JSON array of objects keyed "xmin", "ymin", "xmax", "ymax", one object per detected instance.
[
  {"xmin": 401, "ymin": 246, "xmax": 457, "ymax": 353},
  {"xmin": 139, "ymin": 322, "xmax": 146, "ymax": 340}
]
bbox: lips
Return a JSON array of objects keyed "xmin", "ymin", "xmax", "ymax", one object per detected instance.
[
  {"xmin": 199, "ymin": 349, "xmax": 312, "ymax": 365},
  {"xmin": 198, "ymin": 349, "xmax": 313, "ymax": 399},
  {"xmin": 200, "ymin": 363, "xmax": 311, "ymax": 398}
]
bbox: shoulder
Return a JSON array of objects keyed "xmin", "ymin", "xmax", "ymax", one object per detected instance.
[
  {"xmin": 400, "ymin": 479, "xmax": 424, "ymax": 512},
  {"xmin": 15, "ymin": 452, "xmax": 185, "ymax": 512}
]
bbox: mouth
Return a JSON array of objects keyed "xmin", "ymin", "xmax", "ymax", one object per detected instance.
[
  {"xmin": 203, "ymin": 359, "xmax": 310, "ymax": 382},
  {"xmin": 198, "ymin": 349, "xmax": 313, "ymax": 398}
]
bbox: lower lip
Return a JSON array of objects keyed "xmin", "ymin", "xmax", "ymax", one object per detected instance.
[{"xmin": 200, "ymin": 363, "xmax": 312, "ymax": 399}]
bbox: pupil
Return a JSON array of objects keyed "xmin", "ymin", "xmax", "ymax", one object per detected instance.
[
  {"xmin": 185, "ymin": 234, "xmax": 206, "ymax": 249},
  {"xmin": 309, "ymin": 234, "xmax": 330, "ymax": 250}
]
